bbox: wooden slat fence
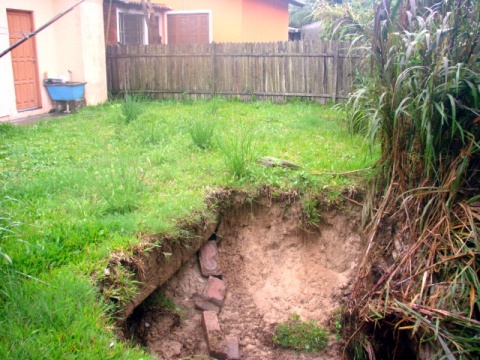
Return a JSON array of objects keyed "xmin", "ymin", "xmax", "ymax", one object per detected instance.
[{"xmin": 106, "ymin": 40, "xmax": 361, "ymax": 103}]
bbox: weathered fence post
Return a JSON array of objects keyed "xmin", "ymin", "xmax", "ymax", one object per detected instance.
[
  {"xmin": 332, "ymin": 41, "xmax": 338, "ymax": 103},
  {"xmin": 211, "ymin": 42, "xmax": 216, "ymax": 98}
]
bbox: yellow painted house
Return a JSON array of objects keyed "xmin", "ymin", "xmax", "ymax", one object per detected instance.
[{"xmin": 104, "ymin": 0, "xmax": 305, "ymax": 45}]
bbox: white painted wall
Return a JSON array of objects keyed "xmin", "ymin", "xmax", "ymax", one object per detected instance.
[
  {"xmin": 0, "ymin": 0, "xmax": 107, "ymax": 121},
  {"xmin": 78, "ymin": 0, "xmax": 107, "ymax": 105},
  {"xmin": 0, "ymin": 6, "xmax": 22, "ymax": 120}
]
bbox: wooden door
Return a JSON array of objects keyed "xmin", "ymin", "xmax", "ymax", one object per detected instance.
[{"xmin": 7, "ymin": 10, "xmax": 41, "ymax": 111}]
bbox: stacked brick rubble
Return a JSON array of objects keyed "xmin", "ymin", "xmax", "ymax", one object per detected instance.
[{"xmin": 197, "ymin": 241, "xmax": 241, "ymax": 360}]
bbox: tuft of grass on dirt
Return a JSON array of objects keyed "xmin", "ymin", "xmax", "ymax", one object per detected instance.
[
  {"xmin": 273, "ymin": 314, "xmax": 330, "ymax": 352},
  {"xmin": 0, "ymin": 98, "xmax": 377, "ymax": 358}
]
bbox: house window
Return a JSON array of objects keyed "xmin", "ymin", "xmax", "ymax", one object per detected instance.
[
  {"xmin": 119, "ymin": 13, "xmax": 144, "ymax": 44},
  {"xmin": 167, "ymin": 13, "xmax": 210, "ymax": 44},
  {"xmin": 117, "ymin": 10, "xmax": 161, "ymax": 45}
]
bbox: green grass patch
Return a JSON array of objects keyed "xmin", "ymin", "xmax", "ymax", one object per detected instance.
[
  {"xmin": 0, "ymin": 98, "xmax": 376, "ymax": 358},
  {"xmin": 273, "ymin": 314, "xmax": 329, "ymax": 352},
  {"xmin": 0, "ymin": 269, "xmax": 148, "ymax": 359}
]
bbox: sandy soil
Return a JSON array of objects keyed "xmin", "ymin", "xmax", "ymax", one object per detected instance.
[{"xmin": 125, "ymin": 200, "xmax": 365, "ymax": 359}]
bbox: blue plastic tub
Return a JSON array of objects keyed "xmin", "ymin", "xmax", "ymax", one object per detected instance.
[{"xmin": 44, "ymin": 81, "xmax": 86, "ymax": 101}]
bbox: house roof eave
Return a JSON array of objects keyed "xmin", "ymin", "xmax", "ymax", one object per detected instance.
[
  {"xmin": 110, "ymin": 0, "xmax": 172, "ymax": 11},
  {"xmin": 287, "ymin": 0, "xmax": 305, "ymax": 7}
]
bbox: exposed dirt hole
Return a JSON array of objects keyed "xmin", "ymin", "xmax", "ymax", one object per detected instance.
[{"xmin": 123, "ymin": 199, "xmax": 365, "ymax": 359}]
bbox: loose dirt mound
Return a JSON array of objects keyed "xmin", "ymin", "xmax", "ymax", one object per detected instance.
[{"xmin": 125, "ymin": 199, "xmax": 365, "ymax": 359}]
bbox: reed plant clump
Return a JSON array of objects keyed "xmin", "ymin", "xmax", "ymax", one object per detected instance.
[{"xmin": 345, "ymin": 1, "xmax": 480, "ymax": 358}]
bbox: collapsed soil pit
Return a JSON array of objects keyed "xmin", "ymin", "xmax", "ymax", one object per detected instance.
[{"xmin": 124, "ymin": 197, "xmax": 366, "ymax": 359}]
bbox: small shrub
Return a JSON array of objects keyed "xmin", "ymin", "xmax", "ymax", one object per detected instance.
[
  {"xmin": 188, "ymin": 118, "xmax": 216, "ymax": 149},
  {"xmin": 121, "ymin": 93, "xmax": 145, "ymax": 124},
  {"xmin": 273, "ymin": 314, "xmax": 329, "ymax": 352}
]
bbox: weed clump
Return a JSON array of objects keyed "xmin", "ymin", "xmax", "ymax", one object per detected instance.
[
  {"xmin": 188, "ymin": 118, "xmax": 216, "ymax": 149},
  {"xmin": 122, "ymin": 94, "xmax": 146, "ymax": 123},
  {"xmin": 273, "ymin": 314, "xmax": 329, "ymax": 352},
  {"xmin": 218, "ymin": 128, "xmax": 257, "ymax": 180}
]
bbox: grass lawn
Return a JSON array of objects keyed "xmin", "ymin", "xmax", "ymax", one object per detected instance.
[{"xmin": 0, "ymin": 98, "xmax": 377, "ymax": 359}]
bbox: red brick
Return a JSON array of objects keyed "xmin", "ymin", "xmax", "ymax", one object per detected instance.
[
  {"xmin": 202, "ymin": 311, "xmax": 227, "ymax": 360},
  {"xmin": 199, "ymin": 241, "xmax": 223, "ymax": 277},
  {"xmin": 195, "ymin": 298, "xmax": 220, "ymax": 314},
  {"xmin": 202, "ymin": 276, "xmax": 226, "ymax": 307},
  {"xmin": 226, "ymin": 335, "xmax": 241, "ymax": 360}
]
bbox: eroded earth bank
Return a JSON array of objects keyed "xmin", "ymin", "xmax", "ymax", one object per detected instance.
[{"xmin": 119, "ymin": 195, "xmax": 366, "ymax": 359}]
